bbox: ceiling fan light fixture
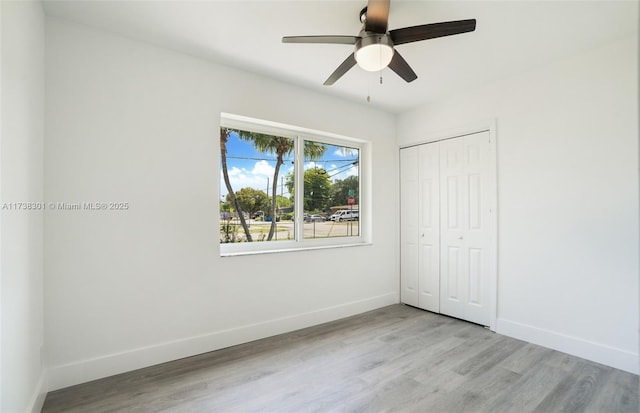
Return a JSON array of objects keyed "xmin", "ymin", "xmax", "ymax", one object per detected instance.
[
  {"xmin": 282, "ymin": 0, "xmax": 476, "ymax": 85},
  {"xmin": 355, "ymin": 35, "xmax": 394, "ymax": 72}
]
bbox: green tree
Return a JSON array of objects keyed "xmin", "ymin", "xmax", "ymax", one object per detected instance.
[
  {"xmin": 286, "ymin": 168, "xmax": 333, "ymax": 212},
  {"xmin": 304, "ymin": 168, "xmax": 332, "ymax": 211},
  {"xmin": 331, "ymin": 175, "xmax": 359, "ymax": 206},
  {"xmin": 229, "ymin": 188, "xmax": 269, "ymax": 218},
  {"xmin": 276, "ymin": 195, "xmax": 292, "ymax": 209},
  {"xmin": 285, "ymin": 172, "xmax": 295, "ymax": 201}
]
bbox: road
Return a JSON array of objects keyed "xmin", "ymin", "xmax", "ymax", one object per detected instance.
[{"xmin": 227, "ymin": 220, "xmax": 360, "ymax": 241}]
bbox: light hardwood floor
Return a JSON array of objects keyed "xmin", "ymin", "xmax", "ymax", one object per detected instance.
[{"xmin": 42, "ymin": 304, "xmax": 638, "ymax": 412}]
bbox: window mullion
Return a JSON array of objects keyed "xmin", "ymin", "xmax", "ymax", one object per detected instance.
[{"xmin": 294, "ymin": 136, "xmax": 304, "ymax": 242}]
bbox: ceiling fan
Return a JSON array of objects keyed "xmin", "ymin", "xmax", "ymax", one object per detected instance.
[{"xmin": 282, "ymin": 0, "xmax": 476, "ymax": 85}]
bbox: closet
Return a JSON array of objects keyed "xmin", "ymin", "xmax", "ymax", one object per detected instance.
[{"xmin": 400, "ymin": 130, "xmax": 495, "ymax": 327}]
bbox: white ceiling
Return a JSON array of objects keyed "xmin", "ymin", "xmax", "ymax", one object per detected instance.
[{"xmin": 42, "ymin": 0, "xmax": 637, "ymax": 114}]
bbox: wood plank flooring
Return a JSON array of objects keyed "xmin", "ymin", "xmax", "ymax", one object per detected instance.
[{"xmin": 42, "ymin": 304, "xmax": 639, "ymax": 412}]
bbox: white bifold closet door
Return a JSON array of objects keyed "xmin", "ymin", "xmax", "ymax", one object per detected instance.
[
  {"xmin": 400, "ymin": 143, "xmax": 440, "ymax": 312},
  {"xmin": 400, "ymin": 131, "xmax": 492, "ymax": 326}
]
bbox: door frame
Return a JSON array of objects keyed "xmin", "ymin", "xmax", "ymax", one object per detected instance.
[{"xmin": 399, "ymin": 120, "xmax": 498, "ymax": 332}]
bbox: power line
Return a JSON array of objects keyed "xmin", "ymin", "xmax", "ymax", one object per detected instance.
[{"xmin": 327, "ymin": 161, "xmax": 359, "ymax": 178}]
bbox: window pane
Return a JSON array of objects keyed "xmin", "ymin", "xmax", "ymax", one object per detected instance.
[
  {"xmin": 303, "ymin": 140, "xmax": 359, "ymax": 239},
  {"xmin": 220, "ymin": 127, "xmax": 294, "ymax": 243}
]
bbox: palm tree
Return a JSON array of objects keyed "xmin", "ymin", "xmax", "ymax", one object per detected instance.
[
  {"xmin": 243, "ymin": 135, "xmax": 293, "ymax": 241},
  {"xmin": 240, "ymin": 135, "xmax": 326, "ymax": 241},
  {"xmin": 221, "ymin": 126, "xmax": 327, "ymax": 242},
  {"xmin": 304, "ymin": 140, "xmax": 328, "ymax": 161},
  {"xmin": 220, "ymin": 128, "xmax": 252, "ymax": 241}
]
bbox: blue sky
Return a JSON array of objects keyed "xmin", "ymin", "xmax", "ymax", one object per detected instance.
[{"xmin": 220, "ymin": 132, "xmax": 358, "ymax": 199}]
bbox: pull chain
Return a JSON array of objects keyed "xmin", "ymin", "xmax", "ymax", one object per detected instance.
[{"xmin": 366, "ymin": 72, "xmax": 384, "ymax": 103}]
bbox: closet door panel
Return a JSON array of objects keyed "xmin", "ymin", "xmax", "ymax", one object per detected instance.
[
  {"xmin": 400, "ymin": 147, "xmax": 419, "ymax": 306},
  {"xmin": 418, "ymin": 144, "xmax": 440, "ymax": 311},
  {"xmin": 461, "ymin": 132, "xmax": 492, "ymax": 325},
  {"xmin": 440, "ymin": 132, "xmax": 491, "ymax": 325},
  {"xmin": 439, "ymin": 138, "xmax": 467, "ymax": 319}
]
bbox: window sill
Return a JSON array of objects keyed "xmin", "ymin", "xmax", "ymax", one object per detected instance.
[{"xmin": 220, "ymin": 241, "xmax": 372, "ymax": 257}]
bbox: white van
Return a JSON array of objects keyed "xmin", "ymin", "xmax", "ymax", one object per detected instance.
[{"xmin": 333, "ymin": 209, "xmax": 359, "ymax": 222}]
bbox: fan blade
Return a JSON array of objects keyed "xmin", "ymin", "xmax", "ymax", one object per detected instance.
[
  {"xmin": 390, "ymin": 19, "xmax": 476, "ymax": 46},
  {"xmin": 282, "ymin": 35, "xmax": 359, "ymax": 45},
  {"xmin": 388, "ymin": 50, "xmax": 417, "ymax": 83},
  {"xmin": 324, "ymin": 53, "xmax": 357, "ymax": 86},
  {"xmin": 364, "ymin": 0, "xmax": 390, "ymax": 34}
]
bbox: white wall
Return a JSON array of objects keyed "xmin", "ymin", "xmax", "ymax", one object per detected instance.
[
  {"xmin": 44, "ymin": 17, "xmax": 398, "ymax": 390},
  {"xmin": 0, "ymin": 1, "xmax": 47, "ymax": 412},
  {"xmin": 398, "ymin": 34, "xmax": 639, "ymax": 373}
]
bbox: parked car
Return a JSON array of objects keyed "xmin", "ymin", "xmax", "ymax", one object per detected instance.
[
  {"xmin": 307, "ymin": 214, "xmax": 325, "ymax": 222},
  {"xmin": 334, "ymin": 210, "xmax": 359, "ymax": 222}
]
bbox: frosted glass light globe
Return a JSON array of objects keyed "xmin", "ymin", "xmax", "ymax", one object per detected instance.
[{"xmin": 355, "ymin": 43, "xmax": 394, "ymax": 72}]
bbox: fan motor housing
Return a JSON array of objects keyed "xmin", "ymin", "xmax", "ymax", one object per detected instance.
[{"xmin": 356, "ymin": 32, "xmax": 394, "ymax": 50}]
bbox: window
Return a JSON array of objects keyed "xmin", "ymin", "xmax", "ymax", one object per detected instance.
[{"xmin": 220, "ymin": 113, "xmax": 367, "ymax": 255}]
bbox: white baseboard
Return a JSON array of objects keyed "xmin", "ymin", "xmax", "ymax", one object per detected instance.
[
  {"xmin": 497, "ymin": 318, "xmax": 639, "ymax": 374},
  {"xmin": 28, "ymin": 371, "xmax": 48, "ymax": 413},
  {"xmin": 48, "ymin": 292, "xmax": 397, "ymax": 391}
]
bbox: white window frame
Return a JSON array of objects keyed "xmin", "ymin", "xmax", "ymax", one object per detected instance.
[{"xmin": 220, "ymin": 113, "xmax": 370, "ymax": 256}]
